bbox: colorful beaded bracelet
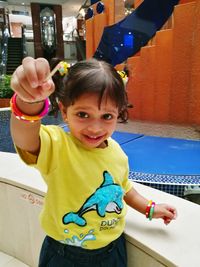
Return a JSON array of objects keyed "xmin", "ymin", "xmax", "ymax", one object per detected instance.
[
  {"xmin": 145, "ymin": 200, "xmax": 155, "ymax": 220},
  {"xmin": 10, "ymin": 93, "xmax": 50, "ymax": 123},
  {"xmin": 145, "ymin": 200, "xmax": 152, "ymax": 218}
]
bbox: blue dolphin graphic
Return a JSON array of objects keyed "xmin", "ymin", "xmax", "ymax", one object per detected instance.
[{"xmin": 62, "ymin": 171, "xmax": 124, "ymax": 226}]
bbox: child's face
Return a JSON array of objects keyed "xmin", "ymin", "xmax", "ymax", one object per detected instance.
[{"xmin": 60, "ymin": 93, "xmax": 119, "ymax": 148}]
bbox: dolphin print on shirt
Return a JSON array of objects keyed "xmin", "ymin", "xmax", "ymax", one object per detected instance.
[{"xmin": 62, "ymin": 171, "xmax": 124, "ymax": 226}]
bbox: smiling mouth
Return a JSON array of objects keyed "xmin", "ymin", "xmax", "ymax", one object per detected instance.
[
  {"xmin": 83, "ymin": 132, "xmax": 108, "ymax": 144},
  {"xmin": 84, "ymin": 135, "xmax": 104, "ymax": 142}
]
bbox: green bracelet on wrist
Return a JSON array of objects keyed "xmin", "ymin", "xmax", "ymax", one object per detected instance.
[{"xmin": 148, "ymin": 202, "xmax": 155, "ymax": 221}]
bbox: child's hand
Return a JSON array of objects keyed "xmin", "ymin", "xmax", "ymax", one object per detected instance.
[
  {"xmin": 153, "ymin": 204, "xmax": 177, "ymax": 225},
  {"xmin": 11, "ymin": 57, "xmax": 55, "ymax": 103}
]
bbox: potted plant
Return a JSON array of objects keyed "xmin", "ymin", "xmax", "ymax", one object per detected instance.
[{"xmin": 0, "ymin": 74, "xmax": 14, "ymax": 108}]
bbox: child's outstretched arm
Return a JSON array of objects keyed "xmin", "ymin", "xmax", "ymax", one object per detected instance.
[
  {"xmin": 124, "ymin": 187, "xmax": 177, "ymax": 225},
  {"xmin": 10, "ymin": 57, "xmax": 55, "ymax": 154}
]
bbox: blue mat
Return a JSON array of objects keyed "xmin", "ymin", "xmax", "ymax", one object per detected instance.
[
  {"xmin": 124, "ymin": 135, "xmax": 200, "ymax": 175},
  {"xmin": 121, "ymin": 135, "xmax": 200, "ymax": 184},
  {"xmin": 112, "ymin": 131, "xmax": 142, "ymax": 145}
]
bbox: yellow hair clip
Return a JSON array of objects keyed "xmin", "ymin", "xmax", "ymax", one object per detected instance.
[
  {"xmin": 117, "ymin": 70, "xmax": 128, "ymax": 85},
  {"xmin": 57, "ymin": 61, "xmax": 70, "ymax": 76}
]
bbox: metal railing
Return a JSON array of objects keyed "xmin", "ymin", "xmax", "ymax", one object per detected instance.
[
  {"xmin": 0, "ymin": 24, "xmax": 9, "ymax": 75},
  {"xmin": 22, "ymin": 25, "xmax": 27, "ymax": 58}
]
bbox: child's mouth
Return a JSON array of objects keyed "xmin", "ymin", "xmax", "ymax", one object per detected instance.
[{"xmin": 83, "ymin": 134, "xmax": 105, "ymax": 143}]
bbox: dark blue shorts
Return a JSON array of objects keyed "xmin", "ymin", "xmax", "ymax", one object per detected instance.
[{"xmin": 38, "ymin": 233, "xmax": 127, "ymax": 267}]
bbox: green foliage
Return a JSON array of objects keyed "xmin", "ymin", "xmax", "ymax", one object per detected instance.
[{"xmin": 0, "ymin": 75, "xmax": 14, "ymax": 98}]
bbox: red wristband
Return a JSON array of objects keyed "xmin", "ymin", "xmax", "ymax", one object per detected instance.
[
  {"xmin": 10, "ymin": 93, "xmax": 50, "ymax": 122},
  {"xmin": 145, "ymin": 200, "xmax": 153, "ymax": 218}
]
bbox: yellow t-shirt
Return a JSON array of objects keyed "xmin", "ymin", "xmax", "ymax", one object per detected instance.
[{"xmin": 17, "ymin": 125, "xmax": 133, "ymax": 249}]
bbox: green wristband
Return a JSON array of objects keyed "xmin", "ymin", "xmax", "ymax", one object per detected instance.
[{"xmin": 149, "ymin": 203, "xmax": 155, "ymax": 221}]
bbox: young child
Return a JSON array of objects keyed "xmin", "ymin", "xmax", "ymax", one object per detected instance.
[{"xmin": 10, "ymin": 56, "xmax": 177, "ymax": 267}]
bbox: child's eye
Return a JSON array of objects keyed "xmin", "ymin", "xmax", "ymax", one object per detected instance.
[
  {"xmin": 77, "ymin": 112, "xmax": 89, "ymax": 118},
  {"xmin": 102, "ymin": 114, "xmax": 113, "ymax": 120}
]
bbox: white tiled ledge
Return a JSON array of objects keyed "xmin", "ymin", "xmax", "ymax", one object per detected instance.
[
  {"xmin": 0, "ymin": 152, "xmax": 200, "ymax": 267},
  {"xmin": 0, "ymin": 108, "xmax": 10, "ymax": 111},
  {"xmin": 0, "ymin": 152, "xmax": 47, "ymax": 195}
]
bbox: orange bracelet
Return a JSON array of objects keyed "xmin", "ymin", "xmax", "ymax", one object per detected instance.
[{"xmin": 10, "ymin": 93, "xmax": 50, "ymax": 122}]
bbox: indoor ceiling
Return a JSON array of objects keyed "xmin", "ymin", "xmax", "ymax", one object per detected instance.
[{"xmin": 4, "ymin": 0, "xmax": 87, "ymax": 17}]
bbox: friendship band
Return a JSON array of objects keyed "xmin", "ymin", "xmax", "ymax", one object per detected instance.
[
  {"xmin": 10, "ymin": 93, "xmax": 50, "ymax": 122},
  {"xmin": 145, "ymin": 200, "xmax": 155, "ymax": 220},
  {"xmin": 148, "ymin": 202, "xmax": 155, "ymax": 221},
  {"xmin": 145, "ymin": 200, "xmax": 152, "ymax": 218}
]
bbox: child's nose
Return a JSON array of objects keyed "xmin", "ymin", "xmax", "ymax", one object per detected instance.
[{"xmin": 87, "ymin": 120, "xmax": 103, "ymax": 133}]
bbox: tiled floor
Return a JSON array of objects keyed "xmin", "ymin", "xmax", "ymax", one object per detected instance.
[{"xmin": 116, "ymin": 120, "xmax": 200, "ymax": 141}]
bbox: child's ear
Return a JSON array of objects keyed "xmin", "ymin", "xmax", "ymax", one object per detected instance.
[{"xmin": 58, "ymin": 101, "xmax": 68, "ymax": 122}]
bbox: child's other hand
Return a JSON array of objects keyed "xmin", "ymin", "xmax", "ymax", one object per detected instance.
[
  {"xmin": 11, "ymin": 57, "xmax": 55, "ymax": 102},
  {"xmin": 153, "ymin": 204, "xmax": 177, "ymax": 225}
]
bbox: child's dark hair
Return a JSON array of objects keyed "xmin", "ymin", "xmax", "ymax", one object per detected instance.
[{"xmin": 49, "ymin": 58, "xmax": 129, "ymax": 122}]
